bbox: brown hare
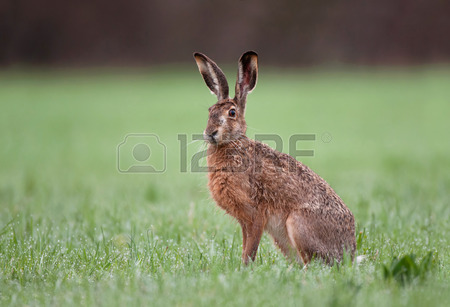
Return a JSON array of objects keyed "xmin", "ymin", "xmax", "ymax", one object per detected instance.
[{"xmin": 194, "ymin": 51, "xmax": 356, "ymax": 265}]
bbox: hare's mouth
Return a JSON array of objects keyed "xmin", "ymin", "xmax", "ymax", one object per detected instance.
[
  {"xmin": 204, "ymin": 130, "xmax": 219, "ymax": 144},
  {"xmin": 205, "ymin": 137, "xmax": 218, "ymax": 144}
]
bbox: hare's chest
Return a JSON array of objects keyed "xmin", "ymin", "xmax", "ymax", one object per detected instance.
[{"xmin": 208, "ymin": 171, "xmax": 254, "ymax": 219}]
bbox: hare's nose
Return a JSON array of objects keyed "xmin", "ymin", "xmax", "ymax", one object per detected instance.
[
  {"xmin": 207, "ymin": 130, "xmax": 219, "ymax": 143},
  {"xmin": 204, "ymin": 130, "xmax": 219, "ymax": 143}
]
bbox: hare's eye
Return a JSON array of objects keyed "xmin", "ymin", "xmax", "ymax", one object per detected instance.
[{"xmin": 228, "ymin": 109, "xmax": 236, "ymax": 117}]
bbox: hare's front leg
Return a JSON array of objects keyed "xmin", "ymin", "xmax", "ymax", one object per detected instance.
[
  {"xmin": 241, "ymin": 218, "xmax": 266, "ymax": 265},
  {"xmin": 238, "ymin": 220, "xmax": 248, "ymax": 260}
]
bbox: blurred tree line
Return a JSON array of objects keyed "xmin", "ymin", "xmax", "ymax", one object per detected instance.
[{"xmin": 1, "ymin": 0, "xmax": 449, "ymax": 66}]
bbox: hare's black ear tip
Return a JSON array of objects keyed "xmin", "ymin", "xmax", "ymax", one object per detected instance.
[
  {"xmin": 240, "ymin": 51, "xmax": 258, "ymax": 62},
  {"xmin": 193, "ymin": 52, "xmax": 205, "ymax": 60}
]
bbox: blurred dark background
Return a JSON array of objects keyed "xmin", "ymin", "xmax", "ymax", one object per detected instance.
[{"xmin": 1, "ymin": 0, "xmax": 449, "ymax": 66}]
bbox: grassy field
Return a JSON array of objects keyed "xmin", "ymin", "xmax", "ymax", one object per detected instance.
[{"xmin": 0, "ymin": 66, "xmax": 449, "ymax": 306}]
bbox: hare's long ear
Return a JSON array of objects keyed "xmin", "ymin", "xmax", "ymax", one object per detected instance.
[
  {"xmin": 193, "ymin": 52, "xmax": 229, "ymax": 100},
  {"xmin": 235, "ymin": 51, "xmax": 258, "ymax": 111}
]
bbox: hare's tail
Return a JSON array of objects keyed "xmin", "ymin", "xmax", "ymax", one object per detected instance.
[{"xmin": 355, "ymin": 255, "xmax": 368, "ymax": 265}]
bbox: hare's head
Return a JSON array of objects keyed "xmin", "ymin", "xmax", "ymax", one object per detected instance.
[{"xmin": 194, "ymin": 51, "xmax": 258, "ymax": 145}]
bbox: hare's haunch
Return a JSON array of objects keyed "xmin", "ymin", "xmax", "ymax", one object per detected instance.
[{"xmin": 194, "ymin": 51, "xmax": 356, "ymax": 265}]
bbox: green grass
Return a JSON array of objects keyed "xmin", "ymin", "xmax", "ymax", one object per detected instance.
[{"xmin": 0, "ymin": 66, "xmax": 449, "ymax": 306}]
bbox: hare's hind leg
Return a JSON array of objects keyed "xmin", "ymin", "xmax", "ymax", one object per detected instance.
[
  {"xmin": 265, "ymin": 214, "xmax": 299, "ymax": 262},
  {"xmin": 272, "ymin": 237, "xmax": 297, "ymax": 261},
  {"xmin": 285, "ymin": 212, "xmax": 320, "ymax": 265}
]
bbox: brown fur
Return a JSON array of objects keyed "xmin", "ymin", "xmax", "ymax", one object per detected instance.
[{"xmin": 194, "ymin": 51, "xmax": 356, "ymax": 265}]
